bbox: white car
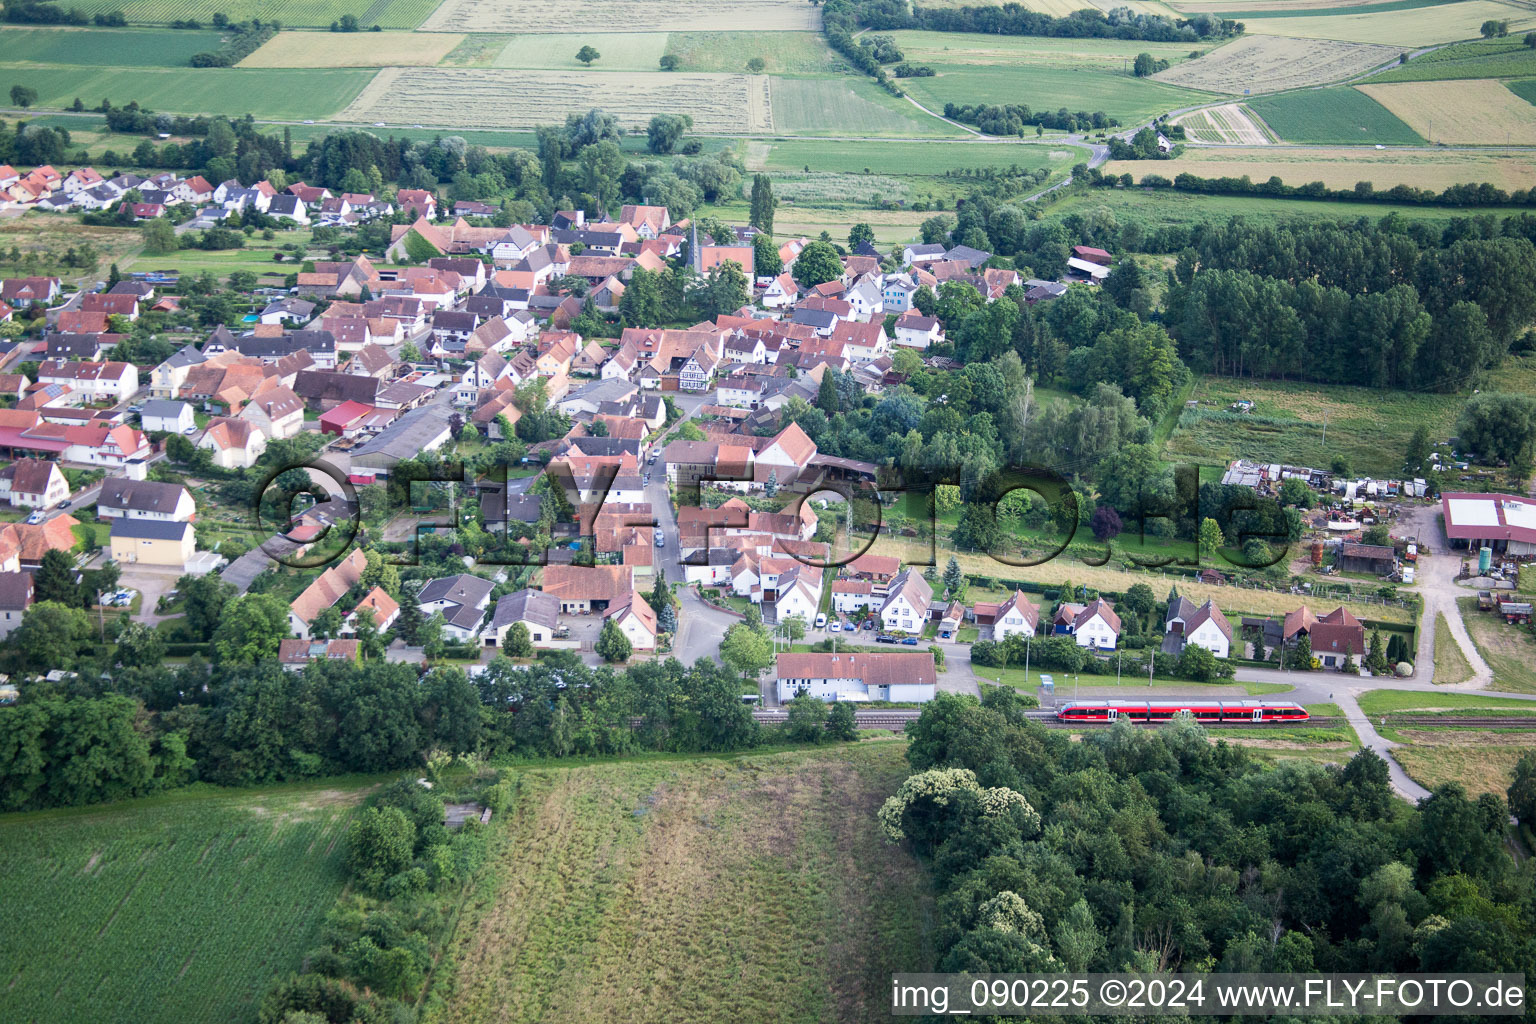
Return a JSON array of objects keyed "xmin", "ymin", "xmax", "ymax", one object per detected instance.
[
  {"xmin": 829, "ymin": 621, "xmax": 841, "ymax": 632},
  {"xmin": 814, "ymin": 613, "xmax": 827, "ymax": 629}
]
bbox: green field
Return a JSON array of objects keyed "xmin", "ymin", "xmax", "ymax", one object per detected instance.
[
  {"xmin": 1457, "ymin": 596, "xmax": 1536, "ymax": 694},
  {"xmin": 1164, "ymin": 376, "xmax": 1465, "ymax": 475},
  {"xmin": 493, "ymin": 32, "xmax": 670, "ymax": 71},
  {"xmin": 1245, "ymin": 87, "xmax": 1423, "ymax": 144},
  {"xmin": 1217, "ymin": 0, "xmax": 1449, "ymax": 17},
  {"xmin": 1507, "ymin": 78, "xmax": 1536, "ymax": 106},
  {"xmin": 1371, "ymin": 37, "xmax": 1536, "ymax": 82},
  {"xmin": 769, "ymin": 75, "xmax": 962, "ymax": 136},
  {"xmin": 0, "ymin": 26, "xmax": 225, "ymax": 66},
  {"xmin": 666, "ymin": 31, "xmax": 847, "ymax": 73},
  {"xmin": 2, "ymin": 65, "xmax": 373, "ymax": 119},
  {"xmin": 900, "ymin": 63, "xmax": 1213, "ymax": 125},
  {"xmin": 751, "ymin": 137, "xmax": 1086, "ymax": 175},
  {"xmin": 436, "ymin": 744, "xmax": 932, "ymax": 1024},
  {"xmin": 0, "ymin": 780, "xmax": 366, "ymax": 1024},
  {"xmin": 888, "ymin": 30, "xmax": 1196, "ymax": 70},
  {"xmin": 1047, "ymin": 185, "xmax": 1536, "ymax": 223},
  {"xmin": 1357, "ymin": 688, "xmax": 1536, "ymax": 715},
  {"xmin": 43, "ymin": 0, "xmax": 438, "ymax": 28}
]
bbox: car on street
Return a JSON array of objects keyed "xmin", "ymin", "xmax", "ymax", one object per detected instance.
[
  {"xmin": 829, "ymin": 621, "xmax": 840, "ymax": 632},
  {"xmin": 875, "ymin": 634, "xmax": 897, "ymax": 644},
  {"xmin": 653, "ymin": 528, "xmax": 665, "ymax": 547},
  {"xmin": 24, "ymin": 511, "xmax": 43, "ymax": 524},
  {"xmin": 900, "ymin": 637, "xmax": 919, "ymax": 645},
  {"xmin": 57, "ymin": 500, "xmax": 70, "ymax": 509}
]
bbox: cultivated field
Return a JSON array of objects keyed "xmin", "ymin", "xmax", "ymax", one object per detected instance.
[
  {"xmin": 768, "ymin": 75, "xmax": 962, "ymax": 136},
  {"xmin": 2, "ymin": 65, "xmax": 372, "ymax": 118},
  {"xmin": 1240, "ymin": 0, "xmax": 1536, "ymax": 45},
  {"xmin": 436, "ymin": 745, "xmax": 932, "ymax": 1024},
  {"xmin": 492, "ymin": 32, "xmax": 671, "ymax": 71},
  {"xmin": 1164, "ymin": 376, "xmax": 1464, "ymax": 477},
  {"xmin": 1358, "ymin": 79, "xmax": 1536, "ymax": 144},
  {"xmin": 339, "ymin": 67, "xmax": 768, "ymax": 131},
  {"xmin": 50, "ymin": 0, "xmax": 438, "ymax": 29},
  {"xmin": 0, "ymin": 782, "xmax": 363, "ymax": 1024},
  {"xmin": 421, "ymin": 0, "xmax": 818, "ymax": 33},
  {"xmin": 1245, "ymin": 86, "xmax": 1422, "ymax": 143},
  {"xmin": 663, "ymin": 30, "xmax": 847, "ymax": 73},
  {"xmin": 0, "ymin": 26, "xmax": 224, "ymax": 65},
  {"xmin": 900, "ymin": 64, "xmax": 1212, "ymax": 124},
  {"xmin": 1109, "ymin": 146, "xmax": 1536, "ymax": 190},
  {"xmin": 1171, "ymin": 0, "xmax": 1448, "ymax": 12},
  {"xmin": 888, "ymin": 31, "xmax": 1193, "ymax": 70},
  {"xmin": 239, "ymin": 29, "xmax": 464, "ymax": 66},
  {"xmin": 1371, "ymin": 37, "xmax": 1536, "ymax": 82},
  {"xmin": 1174, "ymin": 103, "xmax": 1275, "ymax": 143},
  {"xmin": 748, "ymin": 137, "xmax": 1084, "ymax": 175},
  {"xmin": 1153, "ymin": 35, "xmax": 1398, "ymax": 93}
]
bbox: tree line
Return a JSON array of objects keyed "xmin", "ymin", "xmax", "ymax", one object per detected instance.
[
  {"xmin": 1098, "ymin": 165, "xmax": 1536, "ymax": 208},
  {"xmin": 885, "ymin": 690, "xmax": 1536, "ymax": 980}
]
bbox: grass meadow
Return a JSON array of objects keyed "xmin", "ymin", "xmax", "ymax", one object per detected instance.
[
  {"xmin": 435, "ymin": 744, "xmax": 933, "ymax": 1024},
  {"xmin": 0, "ymin": 780, "xmax": 368, "ymax": 1024},
  {"xmin": 238, "ymin": 29, "xmax": 464, "ymax": 67},
  {"xmin": 1238, "ymin": 0, "xmax": 1535, "ymax": 46},
  {"xmin": 1393, "ymin": 735, "xmax": 1536, "ymax": 798},
  {"xmin": 1046, "ymin": 186, "xmax": 1536, "ymax": 225},
  {"xmin": 899, "ymin": 63, "xmax": 1212, "ymax": 124},
  {"xmin": 887, "ymin": 30, "xmax": 1195, "ymax": 70},
  {"xmin": 0, "ymin": 66, "xmax": 373, "ymax": 119},
  {"xmin": 769, "ymin": 75, "xmax": 963, "ymax": 136},
  {"xmin": 1112, "ymin": 146, "xmax": 1536, "ymax": 192},
  {"xmin": 748, "ymin": 137, "xmax": 1086, "ymax": 175},
  {"xmin": 0, "ymin": 26, "xmax": 225, "ymax": 66},
  {"xmin": 492, "ymin": 32, "xmax": 672, "ymax": 71},
  {"xmin": 1245, "ymin": 87, "xmax": 1422, "ymax": 144},
  {"xmin": 1373, "ymin": 36, "xmax": 1536, "ymax": 81},
  {"xmin": 1433, "ymin": 612, "xmax": 1474, "ymax": 684},
  {"xmin": 1457, "ymin": 597, "xmax": 1536, "ymax": 694},
  {"xmin": 47, "ymin": 0, "xmax": 439, "ymax": 28},
  {"xmin": 664, "ymin": 31, "xmax": 848, "ymax": 73}
]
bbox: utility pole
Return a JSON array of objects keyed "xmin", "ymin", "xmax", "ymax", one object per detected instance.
[{"xmin": 1321, "ymin": 412, "xmax": 1328, "ymax": 446}]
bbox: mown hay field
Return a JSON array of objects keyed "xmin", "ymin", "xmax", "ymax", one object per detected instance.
[
  {"xmin": 1240, "ymin": 0, "xmax": 1536, "ymax": 45},
  {"xmin": 45, "ymin": 0, "xmax": 437, "ymax": 28},
  {"xmin": 889, "ymin": 30, "xmax": 1194, "ymax": 69},
  {"xmin": 1173, "ymin": 0, "xmax": 1446, "ymax": 12},
  {"xmin": 436, "ymin": 745, "xmax": 933, "ymax": 1024},
  {"xmin": 900, "ymin": 63, "xmax": 1213, "ymax": 124},
  {"xmin": 239, "ymin": 29, "xmax": 463, "ymax": 66},
  {"xmin": 1153, "ymin": 35, "xmax": 1397, "ymax": 93},
  {"xmin": 0, "ymin": 782, "xmax": 364, "ymax": 1024},
  {"xmin": 663, "ymin": 30, "xmax": 847, "ymax": 73},
  {"xmin": 339, "ymin": 67, "xmax": 767, "ymax": 131},
  {"xmin": 1245, "ymin": 86, "xmax": 1421, "ymax": 143},
  {"xmin": 491, "ymin": 32, "xmax": 671, "ymax": 70},
  {"xmin": 0, "ymin": 65, "xmax": 372, "ymax": 118},
  {"xmin": 749, "ymin": 137, "xmax": 1084, "ymax": 175},
  {"xmin": 1358, "ymin": 79, "xmax": 1536, "ymax": 144},
  {"xmin": 1174, "ymin": 103, "xmax": 1275, "ymax": 143},
  {"xmin": 1109, "ymin": 146, "xmax": 1536, "ymax": 190},
  {"xmin": 421, "ymin": 0, "xmax": 818, "ymax": 33},
  {"xmin": 1373, "ymin": 37, "xmax": 1536, "ymax": 81},
  {"xmin": 0, "ymin": 25, "xmax": 224, "ymax": 66}
]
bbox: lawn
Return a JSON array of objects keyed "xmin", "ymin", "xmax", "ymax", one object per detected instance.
[
  {"xmin": 769, "ymin": 75, "xmax": 963, "ymax": 136},
  {"xmin": 53, "ymin": 0, "xmax": 439, "ymax": 28},
  {"xmin": 975, "ymin": 662, "xmax": 1296, "ymax": 695},
  {"xmin": 664, "ymin": 31, "xmax": 848, "ymax": 73},
  {"xmin": 1456, "ymin": 596, "xmax": 1536, "ymax": 694},
  {"xmin": 0, "ymin": 26, "xmax": 225, "ymax": 66},
  {"xmin": 748, "ymin": 137, "xmax": 1086, "ymax": 177},
  {"xmin": 0, "ymin": 779, "xmax": 368, "ymax": 1024},
  {"xmin": 1356, "ymin": 687, "xmax": 1536, "ymax": 715},
  {"xmin": 1372, "ymin": 37, "xmax": 1536, "ymax": 81},
  {"xmin": 1245, "ymin": 87, "xmax": 1423, "ymax": 144},
  {"xmin": 434, "ymin": 744, "xmax": 933, "ymax": 1024},
  {"xmin": 1164, "ymin": 375, "xmax": 1465, "ymax": 477},
  {"xmin": 1, "ymin": 66, "xmax": 374, "ymax": 119},
  {"xmin": 900, "ymin": 63, "xmax": 1214, "ymax": 125},
  {"xmin": 1432, "ymin": 611, "xmax": 1474, "ymax": 685}
]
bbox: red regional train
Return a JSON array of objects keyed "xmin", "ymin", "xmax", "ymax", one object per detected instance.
[{"xmin": 1055, "ymin": 700, "xmax": 1309, "ymax": 723}]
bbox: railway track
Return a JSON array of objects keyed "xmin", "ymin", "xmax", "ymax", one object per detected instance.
[{"xmin": 751, "ymin": 711, "xmax": 1536, "ymax": 732}]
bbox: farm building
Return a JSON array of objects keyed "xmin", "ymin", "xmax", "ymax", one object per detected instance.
[
  {"xmin": 1337, "ymin": 543, "xmax": 1396, "ymax": 575},
  {"xmin": 775, "ymin": 651, "xmax": 936, "ymax": 703},
  {"xmin": 1441, "ymin": 492, "xmax": 1536, "ymax": 555}
]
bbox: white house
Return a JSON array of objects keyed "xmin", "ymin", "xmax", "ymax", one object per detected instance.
[
  {"xmin": 771, "ymin": 568, "xmax": 821, "ymax": 624},
  {"xmin": 38, "ymin": 360, "xmax": 138, "ymax": 401},
  {"xmin": 605, "ymin": 592, "xmax": 657, "ymax": 650},
  {"xmin": 140, "ymin": 399, "xmax": 195, "ymax": 434},
  {"xmin": 487, "ymin": 588, "xmax": 561, "ymax": 648},
  {"xmin": 831, "ymin": 579, "xmax": 876, "ymax": 615},
  {"xmin": 761, "ymin": 273, "xmax": 799, "ymax": 309},
  {"xmin": 1166, "ymin": 591, "xmax": 1232, "ymax": 659},
  {"xmin": 1070, "ymin": 597, "xmax": 1120, "ymax": 650},
  {"xmin": 991, "ymin": 590, "xmax": 1038, "ymax": 641},
  {"xmin": 844, "ymin": 279, "xmax": 883, "ymax": 321},
  {"xmin": 0, "ymin": 459, "xmax": 68, "ymax": 509},
  {"xmin": 894, "ymin": 313, "xmax": 944, "ymax": 350},
  {"xmin": 97, "ymin": 478, "xmax": 196, "ymax": 522},
  {"xmin": 417, "ymin": 573, "xmax": 495, "ymax": 642},
  {"xmin": 879, "ymin": 569, "xmax": 932, "ymax": 634},
  {"xmin": 775, "ymin": 651, "xmax": 936, "ymax": 703},
  {"xmin": 198, "ymin": 417, "xmax": 266, "ymax": 469}
]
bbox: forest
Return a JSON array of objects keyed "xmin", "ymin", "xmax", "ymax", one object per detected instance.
[{"xmin": 885, "ymin": 690, "xmax": 1536, "ymax": 982}]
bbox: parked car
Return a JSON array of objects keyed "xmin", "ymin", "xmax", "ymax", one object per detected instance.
[
  {"xmin": 829, "ymin": 621, "xmax": 840, "ymax": 632},
  {"xmin": 814, "ymin": 613, "xmax": 827, "ymax": 629},
  {"xmin": 900, "ymin": 637, "xmax": 919, "ymax": 645},
  {"xmin": 875, "ymin": 634, "xmax": 897, "ymax": 644},
  {"xmin": 940, "ymin": 630, "xmax": 952, "ymax": 639},
  {"xmin": 57, "ymin": 500, "xmax": 70, "ymax": 509},
  {"xmin": 861, "ymin": 619, "xmax": 874, "ymax": 630},
  {"xmin": 24, "ymin": 511, "xmax": 43, "ymax": 525},
  {"xmin": 653, "ymin": 528, "xmax": 665, "ymax": 547}
]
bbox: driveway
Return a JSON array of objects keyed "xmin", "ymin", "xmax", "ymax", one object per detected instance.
[{"xmin": 115, "ymin": 566, "xmax": 182, "ymax": 625}]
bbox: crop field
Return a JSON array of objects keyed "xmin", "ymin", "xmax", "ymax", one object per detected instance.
[
  {"xmin": 899, "ymin": 64, "xmax": 1212, "ymax": 125},
  {"xmin": 238, "ymin": 29, "xmax": 463, "ymax": 66},
  {"xmin": 887, "ymin": 31, "xmax": 1194, "ymax": 70},
  {"xmin": 0, "ymin": 781, "xmax": 364, "ymax": 1024},
  {"xmin": 1050, "ymin": 186, "xmax": 1534, "ymax": 223},
  {"xmin": 492, "ymin": 32, "xmax": 671, "ymax": 71},
  {"xmin": 1164, "ymin": 376, "xmax": 1464, "ymax": 476},
  {"xmin": 421, "ymin": 0, "xmax": 818, "ymax": 33},
  {"xmin": 1175, "ymin": 103, "xmax": 1276, "ymax": 143},
  {"xmin": 1244, "ymin": 87, "xmax": 1422, "ymax": 143},
  {"xmin": 1239, "ymin": 0, "xmax": 1536, "ymax": 45},
  {"xmin": 339, "ymin": 67, "xmax": 767, "ymax": 131},
  {"xmin": 436, "ymin": 745, "xmax": 932, "ymax": 1024},
  {"xmin": 1109, "ymin": 146, "xmax": 1536, "ymax": 190},
  {"xmin": 0, "ymin": 26, "xmax": 225, "ymax": 66},
  {"xmin": 747, "ymin": 137, "xmax": 1084, "ymax": 175},
  {"xmin": 1509, "ymin": 78, "xmax": 1536, "ymax": 105},
  {"xmin": 52, "ymin": 0, "xmax": 438, "ymax": 28},
  {"xmin": 1358, "ymin": 79, "xmax": 1536, "ymax": 144},
  {"xmin": 1372, "ymin": 37, "xmax": 1536, "ymax": 81},
  {"xmin": 663, "ymin": 31, "xmax": 846, "ymax": 73},
  {"xmin": 1175, "ymin": 0, "xmax": 1443, "ymax": 12},
  {"xmin": 1, "ymin": 65, "xmax": 371, "ymax": 118},
  {"xmin": 1153, "ymin": 36, "xmax": 1398, "ymax": 93},
  {"xmin": 440, "ymin": 32, "xmax": 510, "ymax": 65},
  {"xmin": 769, "ymin": 75, "xmax": 961, "ymax": 136}
]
